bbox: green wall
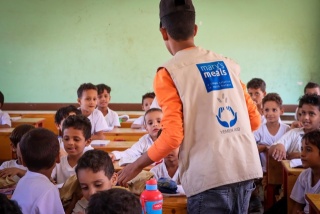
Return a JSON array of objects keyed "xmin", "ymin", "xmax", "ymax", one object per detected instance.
[{"xmin": 0, "ymin": 0, "xmax": 319, "ymax": 104}]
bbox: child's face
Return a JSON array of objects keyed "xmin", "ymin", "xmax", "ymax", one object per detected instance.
[
  {"xmin": 300, "ymin": 104, "xmax": 320, "ymax": 133},
  {"xmin": 78, "ymin": 89, "xmax": 98, "ymax": 114},
  {"xmin": 144, "ymin": 111, "xmax": 162, "ymax": 141},
  {"xmin": 77, "ymin": 168, "xmax": 117, "ymax": 201},
  {"xmin": 262, "ymin": 101, "xmax": 283, "ymax": 124},
  {"xmin": 305, "ymin": 87, "xmax": 320, "ymax": 96},
  {"xmin": 62, "ymin": 127, "xmax": 90, "ymax": 157},
  {"xmin": 248, "ymin": 88, "xmax": 266, "ymax": 106},
  {"xmin": 300, "ymin": 139, "xmax": 320, "ymax": 169},
  {"xmin": 165, "ymin": 147, "xmax": 179, "ymax": 163},
  {"xmin": 58, "ymin": 112, "xmax": 77, "ymax": 131},
  {"xmin": 142, "ymin": 98, "xmax": 154, "ymax": 112},
  {"xmin": 97, "ymin": 89, "xmax": 111, "ymax": 108},
  {"xmin": 16, "ymin": 143, "xmax": 23, "ymax": 165}
]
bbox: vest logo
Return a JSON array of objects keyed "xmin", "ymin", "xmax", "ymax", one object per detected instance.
[
  {"xmin": 215, "ymin": 94, "xmax": 237, "ymax": 128},
  {"xmin": 196, "ymin": 61, "xmax": 233, "ymax": 92}
]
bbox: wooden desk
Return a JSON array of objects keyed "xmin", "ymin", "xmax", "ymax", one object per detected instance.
[
  {"xmin": 163, "ymin": 196, "xmax": 187, "ymax": 214},
  {"xmin": 11, "ymin": 118, "xmax": 45, "ymax": 128},
  {"xmin": 306, "ymin": 194, "xmax": 320, "ymax": 214},
  {"xmin": 117, "ymin": 111, "xmax": 144, "ymax": 119},
  {"xmin": 113, "ymin": 161, "xmax": 152, "ymax": 172},
  {"xmin": 104, "ymin": 128, "xmax": 147, "ymax": 141},
  {"xmin": 92, "ymin": 141, "xmax": 135, "ymax": 153},
  {"xmin": 120, "ymin": 121, "xmax": 133, "ymax": 128},
  {"xmin": 282, "ymin": 160, "xmax": 304, "ymax": 214},
  {"xmin": 0, "ymin": 128, "xmax": 14, "ymax": 163}
]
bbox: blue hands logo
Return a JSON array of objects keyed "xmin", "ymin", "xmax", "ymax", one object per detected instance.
[{"xmin": 215, "ymin": 94, "xmax": 237, "ymax": 128}]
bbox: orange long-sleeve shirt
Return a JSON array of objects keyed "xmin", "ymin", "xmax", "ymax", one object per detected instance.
[{"xmin": 147, "ymin": 68, "xmax": 261, "ymax": 162}]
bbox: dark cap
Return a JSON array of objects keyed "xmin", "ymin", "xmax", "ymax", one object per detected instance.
[{"xmin": 160, "ymin": 0, "xmax": 195, "ymax": 19}]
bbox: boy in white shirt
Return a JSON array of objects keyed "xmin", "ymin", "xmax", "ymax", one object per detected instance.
[
  {"xmin": 96, "ymin": 84, "xmax": 120, "ymax": 129},
  {"xmin": 0, "ymin": 91, "xmax": 11, "ymax": 128},
  {"xmin": 131, "ymin": 92, "xmax": 155, "ymax": 129},
  {"xmin": 270, "ymin": 94, "xmax": 320, "ymax": 161},
  {"xmin": 291, "ymin": 130, "xmax": 320, "ymax": 214},
  {"xmin": 0, "ymin": 124, "xmax": 34, "ymax": 182},
  {"xmin": 77, "ymin": 83, "xmax": 110, "ymax": 140},
  {"xmin": 51, "ymin": 115, "xmax": 91, "ymax": 185},
  {"xmin": 71, "ymin": 150, "xmax": 118, "ymax": 214},
  {"xmin": 110, "ymin": 108, "xmax": 162, "ymax": 163},
  {"xmin": 12, "ymin": 128, "xmax": 64, "ymax": 214}
]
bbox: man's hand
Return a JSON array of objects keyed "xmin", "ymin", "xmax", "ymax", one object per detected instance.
[{"xmin": 270, "ymin": 144, "xmax": 286, "ymax": 161}]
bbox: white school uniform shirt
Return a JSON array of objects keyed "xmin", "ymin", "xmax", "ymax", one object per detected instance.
[
  {"xmin": 87, "ymin": 109, "xmax": 112, "ymax": 134},
  {"xmin": 0, "ymin": 109, "xmax": 11, "ymax": 127},
  {"xmin": 150, "ymin": 97, "xmax": 161, "ymax": 109},
  {"xmin": 112, "ymin": 134, "xmax": 153, "ymax": 160},
  {"xmin": 104, "ymin": 108, "xmax": 120, "ymax": 128},
  {"xmin": 12, "ymin": 170, "xmax": 64, "ymax": 214},
  {"xmin": 132, "ymin": 115, "xmax": 144, "ymax": 126},
  {"xmin": 254, "ymin": 122, "xmax": 290, "ymax": 172},
  {"xmin": 0, "ymin": 159, "xmax": 27, "ymax": 182},
  {"xmin": 273, "ymin": 127, "xmax": 305, "ymax": 154},
  {"xmin": 72, "ymin": 198, "xmax": 88, "ymax": 214},
  {"xmin": 290, "ymin": 168, "xmax": 320, "ymax": 214},
  {"xmin": 51, "ymin": 155, "xmax": 76, "ymax": 185}
]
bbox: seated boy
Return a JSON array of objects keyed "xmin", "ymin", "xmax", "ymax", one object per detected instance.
[
  {"xmin": 0, "ymin": 124, "xmax": 34, "ymax": 182},
  {"xmin": 77, "ymin": 83, "xmax": 110, "ymax": 140},
  {"xmin": 270, "ymin": 94, "xmax": 320, "ymax": 161},
  {"xmin": 86, "ymin": 189, "xmax": 141, "ymax": 214},
  {"xmin": 291, "ymin": 130, "xmax": 320, "ymax": 214},
  {"xmin": 11, "ymin": 128, "xmax": 64, "ymax": 213},
  {"xmin": 0, "ymin": 91, "xmax": 11, "ymax": 128},
  {"xmin": 96, "ymin": 83, "xmax": 120, "ymax": 129},
  {"xmin": 54, "ymin": 105, "xmax": 81, "ymax": 157},
  {"xmin": 72, "ymin": 150, "xmax": 118, "ymax": 213},
  {"xmin": 247, "ymin": 78, "xmax": 267, "ymax": 118},
  {"xmin": 110, "ymin": 108, "xmax": 162, "ymax": 164},
  {"xmin": 131, "ymin": 92, "xmax": 155, "ymax": 129},
  {"xmin": 51, "ymin": 115, "xmax": 91, "ymax": 185}
]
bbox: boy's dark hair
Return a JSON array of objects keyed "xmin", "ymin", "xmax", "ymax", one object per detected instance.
[
  {"xmin": 142, "ymin": 92, "xmax": 155, "ymax": 104},
  {"xmin": 298, "ymin": 94, "xmax": 320, "ymax": 110},
  {"xmin": 86, "ymin": 189, "xmax": 141, "ymax": 214},
  {"xmin": 54, "ymin": 105, "xmax": 81, "ymax": 125},
  {"xmin": 62, "ymin": 115, "xmax": 92, "ymax": 140},
  {"xmin": 304, "ymin": 82, "xmax": 320, "ymax": 94},
  {"xmin": 96, "ymin": 84, "xmax": 111, "ymax": 95},
  {"xmin": 262, "ymin": 93, "xmax": 283, "ymax": 108},
  {"xmin": 246, "ymin": 78, "xmax": 266, "ymax": 93},
  {"xmin": 77, "ymin": 83, "xmax": 97, "ymax": 98},
  {"xmin": 0, "ymin": 91, "xmax": 4, "ymax": 108},
  {"xmin": 19, "ymin": 128, "xmax": 59, "ymax": 171},
  {"xmin": 0, "ymin": 193, "xmax": 23, "ymax": 214},
  {"xmin": 9, "ymin": 124, "xmax": 35, "ymax": 148},
  {"xmin": 75, "ymin": 150, "xmax": 114, "ymax": 179},
  {"xmin": 144, "ymin": 108, "xmax": 163, "ymax": 123},
  {"xmin": 302, "ymin": 130, "xmax": 320, "ymax": 152},
  {"xmin": 160, "ymin": 0, "xmax": 195, "ymax": 41}
]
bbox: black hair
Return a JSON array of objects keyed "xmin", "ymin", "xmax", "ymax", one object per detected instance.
[
  {"xmin": 75, "ymin": 150, "xmax": 114, "ymax": 179},
  {"xmin": 62, "ymin": 115, "xmax": 92, "ymax": 140},
  {"xmin": 0, "ymin": 91, "xmax": 4, "ymax": 108},
  {"xmin": 262, "ymin": 93, "xmax": 283, "ymax": 108},
  {"xmin": 302, "ymin": 130, "xmax": 320, "ymax": 152},
  {"xmin": 86, "ymin": 189, "xmax": 141, "ymax": 214},
  {"xmin": 142, "ymin": 92, "xmax": 155, "ymax": 104},
  {"xmin": 9, "ymin": 124, "xmax": 35, "ymax": 148},
  {"xmin": 96, "ymin": 84, "xmax": 111, "ymax": 95},
  {"xmin": 246, "ymin": 78, "xmax": 266, "ymax": 92},
  {"xmin": 0, "ymin": 193, "xmax": 23, "ymax": 214},
  {"xmin": 77, "ymin": 83, "xmax": 97, "ymax": 98},
  {"xmin": 161, "ymin": 11, "xmax": 195, "ymax": 41},
  {"xmin": 298, "ymin": 94, "xmax": 320, "ymax": 110},
  {"xmin": 304, "ymin": 82, "xmax": 320, "ymax": 94},
  {"xmin": 54, "ymin": 105, "xmax": 81, "ymax": 125},
  {"xmin": 144, "ymin": 108, "xmax": 163, "ymax": 124},
  {"xmin": 19, "ymin": 128, "xmax": 59, "ymax": 171}
]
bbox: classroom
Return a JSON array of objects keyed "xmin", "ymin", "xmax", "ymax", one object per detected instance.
[{"xmin": 1, "ymin": 0, "xmax": 320, "ymax": 214}]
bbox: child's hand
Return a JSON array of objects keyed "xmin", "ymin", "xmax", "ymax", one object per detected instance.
[
  {"xmin": 0, "ymin": 167, "xmax": 25, "ymax": 178},
  {"xmin": 271, "ymin": 144, "xmax": 286, "ymax": 161},
  {"xmin": 109, "ymin": 153, "xmax": 116, "ymax": 162},
  {"xmin": 291, "ymin": 121, "xmax": 303, "ymax": 129}
]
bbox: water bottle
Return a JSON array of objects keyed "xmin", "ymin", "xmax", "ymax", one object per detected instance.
[{"xmin": 140, "ymin": 178, "xmax": 163, "ymax": 214}]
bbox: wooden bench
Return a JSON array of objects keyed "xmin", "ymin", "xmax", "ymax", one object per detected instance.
[{"xmin": 306, "ymin": 194, "xmax": 320, "ymax": 214}]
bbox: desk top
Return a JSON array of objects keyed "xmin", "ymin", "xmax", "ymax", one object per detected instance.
[
  {"xmin": 281, "ymin": 160, "xmax": 304, "ymax": 175},
  {"xmin": 104, "ymin": 128, "xmax": 147, "ymax": 135},
  {"xmin": 306, "ymin": 194, "xmax": 320, "ymax": 213},
  {"xmin": 12, "ymin": 118, "xmax": 45, "ymax": 123},
  {"xmin": 0, "ymin": 128, "xmax": 14, "ymax": 134},
  {"xmin": 92, "ymin": 141, "xmax": 135, "ymax": 151}
]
